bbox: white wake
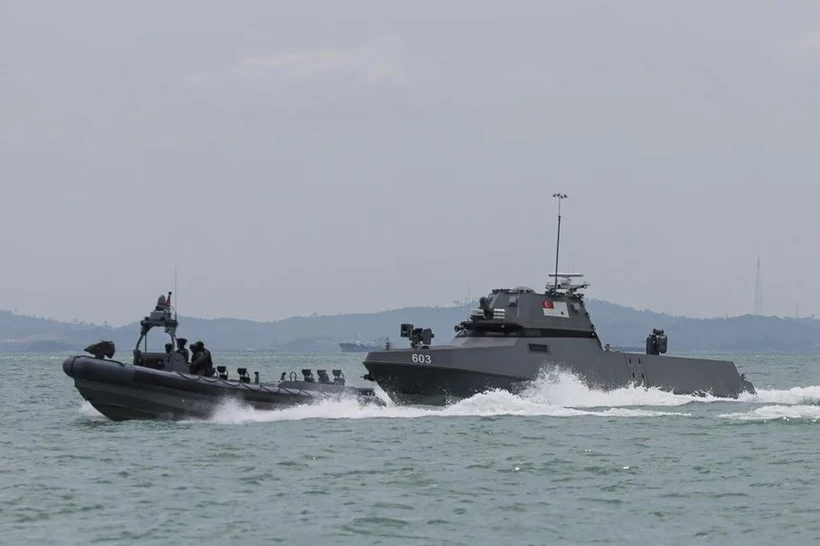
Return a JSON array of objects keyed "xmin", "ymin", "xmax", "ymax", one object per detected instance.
[
  {"xmin": 206, "ymin": 371, "xmax": 705, "ymax": 424},
  {"xmin": 74, "ymin": 370, "xmax": 820, "ymax": 425}
]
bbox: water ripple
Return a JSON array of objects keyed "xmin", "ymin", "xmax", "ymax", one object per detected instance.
[{"xmin": 4, "ymin": 353, "xmax": 820, "ymax": 545}]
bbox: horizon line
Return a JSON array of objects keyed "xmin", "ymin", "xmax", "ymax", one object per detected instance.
[{"xmin": 1, "ymin": 298, "xmax": 814, "ymax": 329}]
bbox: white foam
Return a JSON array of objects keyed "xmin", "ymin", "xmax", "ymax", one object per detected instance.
[
  {"xmin": 206, "ymin": 394, "xmax": 690, "ymax": 424},
  {"xmin": 205, "ymin": 371, "xmax": 696, "ymax": 424},
  {"xmin": 719, "ymin": 405, "xmax": 820, "ymax": 422},
  {"xmin": 515, "ymin": 369, "xmax": 723, "ymax": 408},
  {"xmin": 738, "ymin": 385, "xmax": 820, "ymax": 406},
  {"xmin": 74, "ymin": 369, "xmax": 820, "ymax": 425},
  {"xmin": 79, "ymin": 401, "xmax": 105, "ymax": 419}
]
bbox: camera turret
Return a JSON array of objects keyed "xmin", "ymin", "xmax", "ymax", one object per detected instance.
[{"xmin": 400, "ymin": 323, "xmax": 435, "ymax": 349}]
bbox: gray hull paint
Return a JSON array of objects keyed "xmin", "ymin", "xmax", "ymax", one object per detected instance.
[
  {"xmin": 363, "ymin": 284, "xmax": 755, "ymax": 404},
  {"xmin": 364, "ymin": 339, "xmax": 754, "ymax": 404}
]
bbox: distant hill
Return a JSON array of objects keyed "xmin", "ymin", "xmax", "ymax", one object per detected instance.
[
  {"xmin": 1, "ymin": 299, "xmax": 819, "ymax": 354},
  {"xmin": 584, "ymin": 299, "xmax": 820, "ymax": 353}
]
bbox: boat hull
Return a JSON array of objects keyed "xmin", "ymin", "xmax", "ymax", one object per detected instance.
[
  {"xmin": 63, "ymin": 356, "xmax": 384, "ymax": 421},
  {"xmin": 363, "ymin": 341, "xmax": 756, "ymax": 406},
  {"xmin": 362, "ymin": 362, "xmax": 526, "ymax": 405}
]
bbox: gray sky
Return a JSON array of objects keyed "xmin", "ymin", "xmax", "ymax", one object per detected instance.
[{"xmin": 2, "ymin": 0, "xmax": 819, "ymax": 325}]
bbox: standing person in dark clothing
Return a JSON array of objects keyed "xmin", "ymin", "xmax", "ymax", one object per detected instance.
[
  {"xmin": 189, "ymin": 341, "xmax": 202, "ymax": 374},
  {"xmin": 176, "ymin": 337, "xmax": 190, "ymax": 363},
  {"xmin": 189, "ymin": 341, "xmax": 214, "ymax": 376}
]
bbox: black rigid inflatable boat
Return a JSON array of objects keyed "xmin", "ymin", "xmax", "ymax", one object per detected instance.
[{"xmin": 62, "ymin": 293, "xmax": 384, "ymax": 421}]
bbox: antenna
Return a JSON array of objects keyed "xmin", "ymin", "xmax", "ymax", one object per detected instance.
[
  {"xmin": 174, "ymin": 267, "xmax": 178, "ymax": 320},
  {"xmin": 552, "ymin": 193, "xmax": 568, "ymax": 289},
  {"xmin": 754, "ymin": 256, "xmax": 762, "ymax": 315}
]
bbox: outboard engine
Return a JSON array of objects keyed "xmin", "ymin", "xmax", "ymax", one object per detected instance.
[
  {"xmin": 217, "ymin": 366, "xmax": 228, "ymax": 380},
  {"xmin": 317, "ymin": 370, "xmax": 330, "ymax": 384},
  {"xmin": 332, "ymin": 369, "xmax": 345, "ymax": 385},
  {"xmin": 237, "ymin": 368, "xmax": 250, "ymax": 383},
  {"xmin": 85, "ymin": 340, "xmax": 116, "ymax": 360},
  {"xmin": 645, "ymin": 329, "xmax": 668, "ymax": 356},
  {"xmin": 302, "ymin": 369, "xmax": 315, "ymax": 382}
]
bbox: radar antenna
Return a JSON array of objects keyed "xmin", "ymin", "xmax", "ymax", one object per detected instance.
[{"xmin": 552, "ymin": 193, "xmax": 567, "ymax": 290}]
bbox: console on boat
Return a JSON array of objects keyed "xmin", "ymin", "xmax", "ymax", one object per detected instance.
[{"xmin": 126, "ymin": 292, "xmax": 190, "ymax": 373}]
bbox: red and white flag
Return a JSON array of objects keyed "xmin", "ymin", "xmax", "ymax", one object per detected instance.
[{"xmin": 542, "ymin": 300, "xmax": 569, "ymax": 318}]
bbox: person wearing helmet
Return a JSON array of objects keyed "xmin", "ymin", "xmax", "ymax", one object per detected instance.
[
  {"xmin": 189, "ymin": 341, "xmax": 214, "ymax": 376},
  {"xmin": 176, "ymin": 337, "xmax": 190, "ymax": 363}
]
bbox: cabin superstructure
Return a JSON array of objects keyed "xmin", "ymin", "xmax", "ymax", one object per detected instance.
[{"xmin": 452, "ymin": 274, "xmax": 601, "ymax": 348}]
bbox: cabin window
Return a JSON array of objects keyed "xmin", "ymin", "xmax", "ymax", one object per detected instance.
[{"xmin": 528, "ymin": 344, "xmax": 551, "ymax": 354}]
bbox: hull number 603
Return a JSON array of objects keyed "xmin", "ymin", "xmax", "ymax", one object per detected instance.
[{"xmin": 411, "ymin": 353, "xmax": 432, "ymax": 364}]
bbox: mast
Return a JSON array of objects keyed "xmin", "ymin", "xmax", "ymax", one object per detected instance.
[{"xmin": 552, "ymin": 193, "xmax": 567, "ymax": 290}]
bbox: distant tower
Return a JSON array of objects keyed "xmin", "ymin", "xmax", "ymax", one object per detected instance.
[{"xmin": 754, "ymin": 256, "xmax": 763, "ymax": 315}]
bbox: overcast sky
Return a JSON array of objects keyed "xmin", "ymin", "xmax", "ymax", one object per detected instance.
[{"xmin": 2, "ymin": 1, "xmax": 819, "ymax": 325}]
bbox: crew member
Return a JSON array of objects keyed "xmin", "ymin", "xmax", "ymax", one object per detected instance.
[
  {"xmin": 164, "ymin": 343, "xmax": 173, "ymax": 354},
  {"xmin": 189, "ymin": 341, "xmax": 214, "ymax": 376},
  {"xmin": 176, "ymin": 337, "xmax": 190, "ymax": 363}
]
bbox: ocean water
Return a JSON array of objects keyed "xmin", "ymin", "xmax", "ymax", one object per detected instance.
[{"xmin": 1, "ymin": 351, "xmax": 819, "ymax": 545}]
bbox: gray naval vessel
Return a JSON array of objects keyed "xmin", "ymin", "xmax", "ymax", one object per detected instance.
[
  {"xmin": 363, "ymin": 196, "xmax": 755, "ymax": 405},
  {"xmin": 63, "ymin": 293, "xmax": 384, "ymax": 421}
]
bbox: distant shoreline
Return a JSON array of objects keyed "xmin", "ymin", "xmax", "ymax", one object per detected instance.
[{"xmin": 2, "ymin": 300, "xmax": 819, "ymax": 353}]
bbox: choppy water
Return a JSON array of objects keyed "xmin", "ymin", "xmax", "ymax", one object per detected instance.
[{"xmin": 2, "ymin": 352, "xmax": 819, "ymax": 545}]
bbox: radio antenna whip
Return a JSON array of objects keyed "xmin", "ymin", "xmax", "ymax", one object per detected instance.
[
  {"xmin": 552, "ymin": 193, "xmax": 567, "ymax": 289},
  {"xmin": 174, "ymin": 267, "xmax": 178, "ymax": 320}
]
